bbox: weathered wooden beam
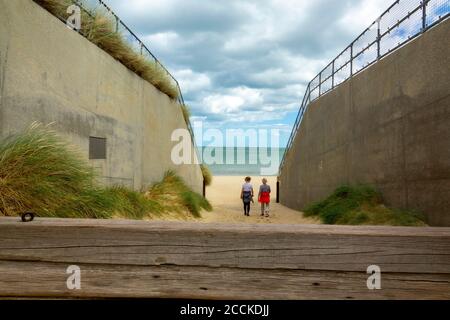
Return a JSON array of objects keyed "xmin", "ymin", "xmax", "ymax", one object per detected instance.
[
  {"xmin": 0, "ymin": 261, "xmax": 449, "ymax": 300},
  {"xmin": 0, "ymin": 218, "xmax": 449, "ymax": 273},
  {"xmin": 0, "ymin": 218, "xmax": 449, "ymax": 299}
]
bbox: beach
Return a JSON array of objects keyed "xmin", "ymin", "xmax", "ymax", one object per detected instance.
[{"xmin": 199, "ymin": 176, "xmax": 319, "ymax": 224}]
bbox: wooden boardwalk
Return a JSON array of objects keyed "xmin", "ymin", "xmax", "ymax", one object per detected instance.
[{"xmin": 0, "ymin": 217, "xmax": 449, "ymax": 299}]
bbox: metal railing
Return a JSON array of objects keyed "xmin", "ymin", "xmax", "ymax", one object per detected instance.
[
  {"xmin": 279, "ymin": 0, "xmax": 449, "ymax": 172},
  {"xmin": 58, "ymin": 0, "xmax": 198, "ymax": 154}
]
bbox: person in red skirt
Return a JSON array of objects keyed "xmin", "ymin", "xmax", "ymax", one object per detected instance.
[{"xmin": 258, "ymin": 178, "xmax": 271, "ymax": 217}]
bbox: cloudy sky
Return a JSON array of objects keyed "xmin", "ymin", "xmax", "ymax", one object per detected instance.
[{"xmin": 105, "ymin": 0, "xmax": 389, "ymax": 147}]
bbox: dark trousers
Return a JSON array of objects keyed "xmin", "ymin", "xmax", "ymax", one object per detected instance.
[{"xmin": 243, "ymin": 201, "xmax": 250, "ymax": 216}]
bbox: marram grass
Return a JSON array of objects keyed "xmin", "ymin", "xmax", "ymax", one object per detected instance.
[
  {"xmin": 145, "ymin": 171, "xmax": 212, "ymax": 218},
  {"xmin": 0, "ymin": 123, "xmax": 95, "ymax": 217},
  {"xmin": 0, "ymin": 125, "xmax": 211, "ymax": 219},
  {"xmin": 33, "ymin": 0, "xmax": 179, "ymax": 100},
  {"xmin": 304, "ymin": 185, "xmax": 426, "ymax": 226}
]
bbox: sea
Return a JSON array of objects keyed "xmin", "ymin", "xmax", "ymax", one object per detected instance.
[{"xmin": 197, "ymin": 147, "xmax": 286, "ymax": 176}]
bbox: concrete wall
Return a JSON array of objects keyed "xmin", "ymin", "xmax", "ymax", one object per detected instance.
[
  {"xmin": 0, "ymin": 0, "xmax": 203, "ymax": 194},
  {"xmin": 280, "ymin": 19, "xmax": 450, "ymax": 226}
]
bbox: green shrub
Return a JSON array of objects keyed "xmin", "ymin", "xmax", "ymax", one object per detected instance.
[{"xmin": 304, "ymin": 185, "xmax": 426, "ymax": 226}]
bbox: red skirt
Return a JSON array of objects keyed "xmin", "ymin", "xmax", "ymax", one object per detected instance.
[{"xmin": 259, "ymin": 191, "xmax": 270, "ymax": 203}]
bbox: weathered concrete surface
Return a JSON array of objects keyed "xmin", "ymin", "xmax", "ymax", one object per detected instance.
[
  {"xmin": 280, "ymin": 19, "xmax": 450, "ymax": 226},
  {"xmin": 0, "ymin": 0, "xmax": 203, "ymax": 193}
]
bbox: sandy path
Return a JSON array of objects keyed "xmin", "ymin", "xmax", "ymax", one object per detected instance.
[{"xmin": 199, "ymin": 176, "xmax": 319, "ymax": 224}]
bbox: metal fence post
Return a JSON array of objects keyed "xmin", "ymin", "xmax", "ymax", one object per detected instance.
[
  {"xmin": 203, "ymin": 179, "xmax": 206, "ymax": 198},
  {"xmin": 377, "ymin": 18, "xmax": 381, "ymax": 60},
  {"xmin": 422, "ymin": 0, "xmax": 427, "ymax": 32},
  {"xmin": 308, "ymin": 87, "xmax": 311, "ymax": 103},
  {"xmin": 318, "ymin": 73, "xmax": 322, "ymax": 96},
  {"xmin": 276, "ymin": 180, "xmax": 280, "ymax": 203},
  {"xmin": 332, "ymin": 60, "xmax": 335, "ymax": 89},
  {"xmin": 350, "ymin": 44, "xmax": 353, "ymax": 76}
]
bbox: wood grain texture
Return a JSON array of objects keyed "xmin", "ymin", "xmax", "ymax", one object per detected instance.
[
  {"xmin": 0, "ymin": 261, "xmax": 449, "ymax": 300},
  {"xmin": 0, "ymin": 217, "xmax": 449, "ymax": 299}
]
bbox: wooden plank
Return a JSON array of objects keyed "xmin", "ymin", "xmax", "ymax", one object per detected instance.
[
  {"xmin": 0, "ymin": 218, "xmax": 449, "ymax": 273},
  {"xmin": 1, "ymin": 217, "xmax": 450, "ymax": 236},
  {"xmin": 0, "ymin": 218, "xmax": 449, "ymax": 299},
  {"xmin": 0, "ymin": 260, "xmax": 449, "ymax": 300}
]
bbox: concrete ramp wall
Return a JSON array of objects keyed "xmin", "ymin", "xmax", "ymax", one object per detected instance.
[
  {"xmin": 0, "ymin": 0, "xmax": 203, "ymax": 193},
  {"xmin": 280, "ymin": 19, "xmax": 450, "ymax": 226}
]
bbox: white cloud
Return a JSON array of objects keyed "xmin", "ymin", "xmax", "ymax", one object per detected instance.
[
  {"xmin": 142, "ymin": 32, "xmax": 179, "ymax": 51},
  {"xmin": 338, "ymin": 0, "xmax": 390, "ymax": 33},
  {"xmin": 203, "ymin": 94, "xmax": 244, "ymax": 114},
  {"xmin": 173, "ymin": 69, "xmax": 211, "ymax": 94},
  {"xmin": 202, "ymin": 86, "xmax": 264, "ymax": 114}
]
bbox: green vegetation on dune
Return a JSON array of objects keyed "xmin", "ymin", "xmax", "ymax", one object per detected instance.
[
  {"xmin": 33, "ymin": 0, "xmax": 179, "ymax": 100},
  {"xmin": 0, "ymin": 124, "xmax": 211, "ymax": 219},
  {"xmin": 200, "ymin": 164, "xmax": 212, "ymax": 186},
  {"xmin": 0, "ymin": 123, "xmax": 96, "ymax": 217},
  {"xmin": 145, "ymin": 170, "xmax": 212, "ymax": 218},
  {"xmin": 304, "ymin": 185, "xmax": 426, "ymax": 226}
]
